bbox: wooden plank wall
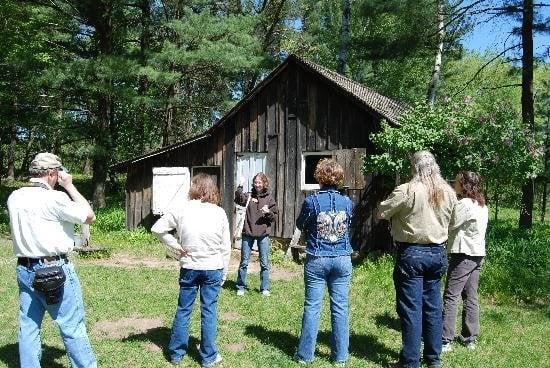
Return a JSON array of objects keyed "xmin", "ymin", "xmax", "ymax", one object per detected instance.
[{"xmin": 125, "ymin": 60, "xmax": 388, "ymax": 248}]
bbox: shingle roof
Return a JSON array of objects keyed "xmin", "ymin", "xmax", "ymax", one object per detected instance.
[
  {"xmin": 292, "ymin": 55, "xmax": 408, "ymax": 123},
  {"xmin": 112, "ymin": 54, "xmax": 407, "ymax": 171}
]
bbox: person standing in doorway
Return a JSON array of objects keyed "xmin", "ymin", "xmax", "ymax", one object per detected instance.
[
  {"xmin": 442, "ymin": 171, "xmax": 488, "ymax": 352},
  {"xmin": 234, "ymin": 172, "xmax": 278, "ymax": 296},
  {"xmin": 378, "ymin": 151, "xmax": 457, "ymax": 368},
  {"xmin": 7, "ymin": 152, "xmax": 97, "ymax": 368}
]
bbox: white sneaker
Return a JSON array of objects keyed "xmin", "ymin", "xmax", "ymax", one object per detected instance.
[
  {"xmin": 441, "ymin": 342, "xmax": 453, "ymax": 353},
  {"xmin": 261, "ymin": 290, "xmax": 270, "ymax": 297},
  {"xmin": 236, "ymin": 289, "xmax": 245, "ymax": 296},
  {"xmin": 202, "ymin": 354, "xmax": 223, "ymax": 368},
  {"xmin": 465, "ymin": 341, "xmax": 476, "ymax": 350}
]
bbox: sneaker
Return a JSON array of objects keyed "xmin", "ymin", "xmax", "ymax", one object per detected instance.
[
  {"xmin": 442, "ymin": 342, "xmax": 453, "ymax": 353},
  {"xmin": 202, "ymin": 354, "xmax": 223, "ymax": 368},
  {"xmin": 465, "ymin": 341, "xmax": 476, "ymax": 350},
  {"xmin": 261, "ymin": 290, "xmax": 270, "ymax": 297},
  {"xmin": 293, "ymin": 355, "xmax": 309, "ymax": 365},
  {"xmin": 236, "ymin": 289, "xmax": 245, "ymax": 296}
]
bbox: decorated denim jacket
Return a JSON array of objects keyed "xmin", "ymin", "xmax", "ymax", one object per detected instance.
[{"xmin": 296, "ymin": 187, "xmax": 353, "ymax": 257}]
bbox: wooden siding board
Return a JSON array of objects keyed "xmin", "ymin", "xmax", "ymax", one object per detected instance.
[
  {"xmin": 296, "ymin": 70, "xmax": 308, "ymax": 219},
  {"xmin": 223, "ymin": 123, "xmax": 236, "ymax": 242},
  {"xmin": 275, "ymin": 74, "xmax": 286, "ymax": 237},
  {"xmin": 316, "ymin": 85, "xmax": 328, "ymax": 150},
  {"xmin": 328, "ymin": 95, "xmax": 340, "ymax": 150},
  {"xmin": 258, "ymin": 91, "xmax": 266, "ymax": 152},
  {"xmin": 284, "ymin": 66, "xmax": 298, "ymax": 238},
  {"xmin": 307, "ymin": 77, "xmax": 317, "ymax": 151},
  {"xmin": 250, "ymin": 98, "xmax": 258, "ymax": 152}
]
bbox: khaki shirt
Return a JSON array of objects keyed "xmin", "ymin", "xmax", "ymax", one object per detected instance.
[
  {"xmin": 378, "ymin": 182, "xmax": 457, "ymax": 244},
  {"xmin": 448, "ymin": 198, "xmax": 488, "ymax": 256}
]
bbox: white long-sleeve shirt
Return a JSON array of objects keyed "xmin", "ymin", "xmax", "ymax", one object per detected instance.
[
  {"xmin": 151, "ymin": 200, "xmax": 231, "ymax": 277},
  {"xmin": 448, "ymin": 198, "xmax": 488, "ymax": 256}
]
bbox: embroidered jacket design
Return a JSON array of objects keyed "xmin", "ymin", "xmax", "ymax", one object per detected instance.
[{"xmin": 317, "ymin": 210, "xmax": 348, "ymax": 243}]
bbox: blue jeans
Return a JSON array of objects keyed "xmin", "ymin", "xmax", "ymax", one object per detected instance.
[
  {"xmin": 169, "ymin": 268, "xmax": 223, "ymax": 366},
  {"xmin": 393, "ymin": 245, "xmax": 448, "ymax": 368},
  {"xmin": 296, "ymin": 255, "xmax": 352, "ymax": 363},
  {"xmin": 16, "ymin": 261, "xmax": 96, "ymax": 368},
  {"xmin": 236, "ymin": 235, "xmax": 270, "ymax": 292}
]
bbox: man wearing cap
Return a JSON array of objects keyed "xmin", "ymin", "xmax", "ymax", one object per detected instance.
[{"xmin": 7, "ymin": 152, "xmax": 97, "ymax": 368}]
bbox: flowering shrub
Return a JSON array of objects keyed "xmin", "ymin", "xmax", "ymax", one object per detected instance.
[{"xmin": 363, "ymin": 98, "xmax": 543, "ymax": 184}]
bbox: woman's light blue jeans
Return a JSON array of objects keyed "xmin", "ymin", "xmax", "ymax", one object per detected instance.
[
  {"xmin": 296, "ymin": 254, "xmax": 352, "ymax": 363},
  {"xmin": 236, "ymin": 235, "xmax": 270, "ymax": 292},
  {"xmin": 169, "ymin": 268, "xmax": 223, "ymax": 366},
  {"xmin": 16, "ymin": 261, "xmax": 97, "ymax": 368}
]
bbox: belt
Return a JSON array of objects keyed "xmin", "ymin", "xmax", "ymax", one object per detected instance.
[
  {"xmin": 17, "ymin": 255, "xmax": 69, "ymax": 268},
  {"xmin": 396, "ymin": 241, "xmax": 445, "ymax": 248}
]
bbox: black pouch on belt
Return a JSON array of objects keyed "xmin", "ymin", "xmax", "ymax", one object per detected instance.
[{"xmin": 32, "ymin": 266, "xmax": 66, "ymax": 305}]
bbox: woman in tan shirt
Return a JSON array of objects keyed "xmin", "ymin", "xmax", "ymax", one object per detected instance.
[{"xmin": 378, "ymin": 151, "xmax": 457, "ymax": 368}]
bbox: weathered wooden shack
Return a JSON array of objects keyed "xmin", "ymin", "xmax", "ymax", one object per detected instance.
[{"xmin": 112, "ymin": 55, "xmax": 407, "ymax": 250}]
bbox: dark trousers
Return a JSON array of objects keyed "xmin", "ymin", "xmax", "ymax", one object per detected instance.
[
  {"xmin": 393, "ymin": 245, "xmax": 448, "ymax": 368},
  {"xmin": 442, "ymin": 254, "xmax": 483, "ymax": 344}
]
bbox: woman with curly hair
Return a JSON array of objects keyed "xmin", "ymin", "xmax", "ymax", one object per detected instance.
[
  {"xmin": 378, "ymin": 151, "xmax": 457, "ymax": 368},
  {"xmin": 294, "ymin": 158, "xmax": 353, "ymax": 365},
  {"xmin": 442, "ymin": 171, "xmax": 488, "ymax": 352}
]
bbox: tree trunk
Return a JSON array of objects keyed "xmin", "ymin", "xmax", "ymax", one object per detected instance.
[
  {"xmin": 7, "ymin": 118, "xmax": 17, "ymax": 180},
  {"xmin": 92, "ymin": 95, "xmax": 111, "ymax": 208},
  {"xmin": 19, "ymin": 126, "xmax": 37, "ymax": 176},
  {"xmin": 337, "ymin": 0, "xmax": 350, "ymax": 76},
  {"xmin": 426, "ymin": 0, "xmax": 445, "ymax": 105},
  {"xmin": 163, "ymin": 83, "xmax": 176, "ymax": 146},
  {"xmin": 519, "ymin": 0, "xmax": 535, "ymax": 229},
  {"xmin": 541, "ymin": 116, "xmax": 549, "ymax": 222},
  {"xmin": 137, "ymin": 0, "xmax": 150, "ymax": 152}
]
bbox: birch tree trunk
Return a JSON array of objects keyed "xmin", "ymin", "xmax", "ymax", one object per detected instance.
[{"xmin": 426, "ymin": 0, "xmax": 445, "ymax": 105}]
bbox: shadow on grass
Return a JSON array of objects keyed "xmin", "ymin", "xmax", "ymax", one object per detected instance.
[
  {"xmin": 0, "ymin": 343, "xmax": 66, "ymax": 368},
  {"xmin": 374, "ymin": 311, "xmax": 400, "ymax": 332},
  {"xmin": 122, "ymin": 326, "xmax": 201, "ymax": 365},
  {"xmin": 221, "ymin": 279, "xmax": 238, "ymax": 291},
  {"xmin": 245, "ymin": 325, "xmax": 398, "ymax": 365}
]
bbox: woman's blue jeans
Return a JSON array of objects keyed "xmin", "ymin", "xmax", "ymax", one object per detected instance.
[
  {"xmin": 236, "ymin": 235, "xmax": 270, "ymax": 292},
  {"xmin": 296, "ymin": 254, "xmax": 352, "ymax": 363},
  {"xmin": 169, "ymin": 268, "xmax": 223, "ymax": 366},
  {"xmin": 393, "ymin": 245, "xmax": 448, "ymax": 368},
  {"xmin": 16, "ymin": 261, "xmax": 97, "ymax": 368}
]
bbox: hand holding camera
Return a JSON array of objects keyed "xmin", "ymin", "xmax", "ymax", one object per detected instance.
[{"xmin": 57, "ymin": 170, "xmax": 73, "ymax": 189}]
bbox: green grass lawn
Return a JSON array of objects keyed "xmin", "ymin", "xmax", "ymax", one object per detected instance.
[{"xmin": 0, "ymin": 233, "xmax": 548, "ymax": 368}]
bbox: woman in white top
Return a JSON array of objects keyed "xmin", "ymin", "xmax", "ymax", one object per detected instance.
[
  {"xmin": 442, "ymin": 171, "xmax": 488, "ymax": 352},
  {"xmin": 151, "ymin": 174, "xmax": 230, "ymax": 368}
]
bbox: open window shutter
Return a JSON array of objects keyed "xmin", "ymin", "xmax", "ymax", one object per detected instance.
[
  {"xmin": 333, "ymin": 148, "xmax": 367, "ymax": 190},
  {"xmin": 152, "ymin": 167, "xmax": 190, "ymax": 215}
]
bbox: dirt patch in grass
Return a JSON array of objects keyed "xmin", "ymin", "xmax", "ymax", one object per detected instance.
[
  {"xmin": 93, "ymin": 316, "xmax": 164, "ymax": 339},
  {"xmin": 83, "ymin": 250, "xmax": 299, "ymax": 281},
  {"xmin": 220, "ymin": 311, "xmax": 242, "ymax": 321},
  {"xmin": 85, "ymin": 253, "xmax": 176, "ymax": 269},
  {"xmin": 224, "ymin": 343, "xmax": 245, "ymax": 352}
]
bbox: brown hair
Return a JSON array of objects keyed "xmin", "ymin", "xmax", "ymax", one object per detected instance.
[
  {"xmin": 188, "ymin": 174, "xmax": 220, "ymax": 205},
  {"xmin": 314, "ymin": 158, "xmax": 344, "ymax": 187},
  {"xmin": 456, "ymin": 171, "xmax": 485, "ymax": 206},
  {"xmin": 253, "ymin": 172, "xmax": 269, "ymax": 190}
]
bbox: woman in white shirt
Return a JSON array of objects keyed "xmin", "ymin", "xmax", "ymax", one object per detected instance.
[
  {"xmin": 152, "ymin": 174, "xmax": 230, "ymax": 368},
  {"xmin": 442, "ymin": 171, "xmax": 488, "ymax": 352}
]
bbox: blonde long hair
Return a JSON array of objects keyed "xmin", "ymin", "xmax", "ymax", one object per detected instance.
[{"xmin": 409, "ymin": 151, "xmax": 451, "ymax": 208}]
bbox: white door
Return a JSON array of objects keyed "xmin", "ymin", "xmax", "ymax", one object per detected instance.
[
  {"xmin": 236, "ymin": 153, "xmax": 267, "ymax": 191},
  {"xmin": 234, "ymin": 153, "xmax": 267, "ymax": 249}
]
